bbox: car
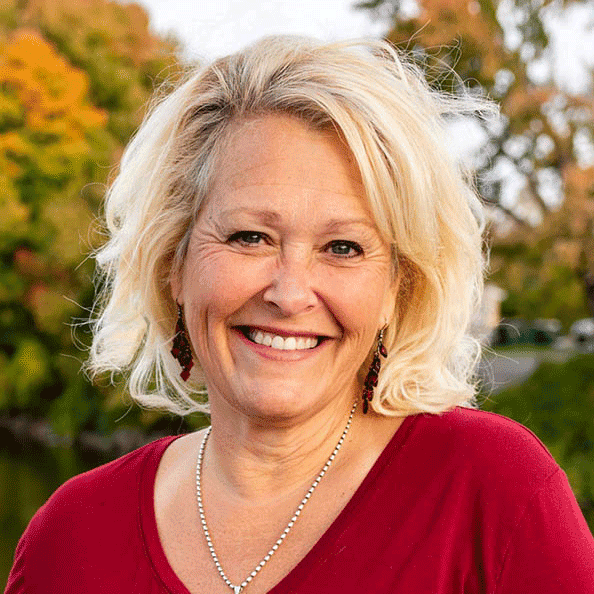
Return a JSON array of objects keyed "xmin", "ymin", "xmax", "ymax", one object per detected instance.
[
  {"xmin": 569, "ymin": 318, "xmax": 594, "ymax": 352},
  {"xmin": 489, "ymin": 318, "xmax": 562, "ymax": 348}
]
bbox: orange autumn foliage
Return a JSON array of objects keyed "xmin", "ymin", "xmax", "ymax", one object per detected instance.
[
  {"xmin": 0, "ymin": 1, "xmax": 182, "ymax": 428},
  {"xmin": 0, "ymin": 29, "xmax": 107, "ymax": 179}
]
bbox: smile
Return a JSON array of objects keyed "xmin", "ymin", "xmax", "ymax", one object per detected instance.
[{"xmin": 239, "ymin": 327, "xmax": 322, "ymax": 350}]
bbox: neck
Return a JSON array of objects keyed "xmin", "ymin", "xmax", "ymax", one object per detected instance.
[{"xmin": 205, "ymin": 397, "xmax": 359, "ymax": 502}]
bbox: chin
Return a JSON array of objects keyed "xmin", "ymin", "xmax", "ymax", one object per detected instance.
[{"xmin": 233, "ymin": 385, "xmax": 321, "ymax": 424}]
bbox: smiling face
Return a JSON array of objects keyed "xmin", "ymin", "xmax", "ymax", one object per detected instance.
[{"xmin": 172, "ymin": 114, "xmax": 397, "ymax": 423}]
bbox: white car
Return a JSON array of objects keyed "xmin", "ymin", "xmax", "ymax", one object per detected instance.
[{"xmin": 569, "ymin": 318, "xmax": 594, "ymax": 352}]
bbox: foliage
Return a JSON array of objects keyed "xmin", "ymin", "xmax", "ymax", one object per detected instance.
[
  {"xmin": 0, "ymin": 0, "xmax": 181, "ymax": 141},
  {"xmin": 360, "ymin": 0, "xmax": 594, "ymax": 321},
  {"xmin": 490, "ymin": 239, "xmax": 590, "ymax": 329},
  {"xmin": 482, "ymin": 353, "xmax": 594, "ymax": 531},
  {"xmin": 0, "ymin": 0, "xmax": 184, "ymax": 438}
]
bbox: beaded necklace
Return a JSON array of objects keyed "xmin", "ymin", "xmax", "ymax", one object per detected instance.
[{"xmin": 195, "ymin": 401, "xmax": 357, "ymax": 593}]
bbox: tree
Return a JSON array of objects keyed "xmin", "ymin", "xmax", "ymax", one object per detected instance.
[
  {"xmin": 1, "ymin": 0, "xmax": 181, "ymax": 141},
  {"xmin": 359, "ymin": 0, "xmax": 594, "ymax": 324},
  {"xmin": 0, "ymin": 29, "xmax": 107, "ymax": 410},
  {"xmin": 0, "ymin": 0, "xmax": 183, "ymax": 437}
]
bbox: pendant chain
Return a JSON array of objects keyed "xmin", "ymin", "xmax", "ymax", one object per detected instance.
[{"xmin": 195, "ymin": 401, "xmax": 358, "ymax": 594}]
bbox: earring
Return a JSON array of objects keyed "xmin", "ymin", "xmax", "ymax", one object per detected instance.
[
  {"xmin": 362, "ymin": 326, "xmax": 388, "ymax": 414},
  {"xmin": 171, "ymin": 303, "xmax": 194, "ymax": 381}
]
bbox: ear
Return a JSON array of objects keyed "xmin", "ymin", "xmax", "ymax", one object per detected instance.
[
  {"xmin": 380, "ymin": 271, "xmax": 400, "ymax": 328},
  {"xmin": 170, "ymin": 265, "xmax": 183, "ymax": 305}
]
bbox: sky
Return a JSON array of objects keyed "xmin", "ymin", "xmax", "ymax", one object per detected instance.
[
  {"xmin": 130, "ymin": 0, "xmax": 593, "ymax": 221},
  {"xmin": 133, "ymin": 0, "xmax": 594, "ymax": 93},
  {"xmin": 545, "ymin": 2, "xmax": 594, "ymax": 95},
  {"xmin": 135, "ymin": 0, "xmax": 390, "ymax": 63}
]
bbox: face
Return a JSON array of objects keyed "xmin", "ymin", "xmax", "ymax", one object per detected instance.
[{"xmin": 172, "ymin": 114, "xmax": 397, "ymax": 423}]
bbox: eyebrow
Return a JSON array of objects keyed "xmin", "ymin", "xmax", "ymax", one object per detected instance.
[
  {"xmin": 220, "ymin": 208, "xmax": 281, "ymax": 226},
  {"xmin": 219, "ymin": 208, "xmax": 378, "ymax": 232}
]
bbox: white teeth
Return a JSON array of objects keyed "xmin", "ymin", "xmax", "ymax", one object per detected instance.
[{"xmin": 248, "ymin": 329, "xmax": 319, "ymax": 350}]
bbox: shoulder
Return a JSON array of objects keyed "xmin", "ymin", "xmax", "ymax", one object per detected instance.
[
  {"xmin": 45, "ymin": 434, "xmax": 180, "ymax": 512},
  {"xmin": 408, "ymin": 406, "xmax": 556, "ymax": 463},
  {"xmin": 18, "ymin": 435, "xmax": 180, "ymax": 557},
  {"xmin": 403, "ymin": 407, "xmax": 560, "ymax": 494},
  {"xmin": 5, "ymin": 435, "xmax": 182, "ymax": 591}
]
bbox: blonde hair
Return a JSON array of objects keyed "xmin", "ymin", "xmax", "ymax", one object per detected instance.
[{"xmin": 88, "ymin": 35, "xmax": 490, "ymax": 417}]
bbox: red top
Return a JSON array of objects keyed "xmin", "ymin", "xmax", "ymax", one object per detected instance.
[{"xmin": 6, "ymin": 407, "xmax": 594, "ymax": 593}]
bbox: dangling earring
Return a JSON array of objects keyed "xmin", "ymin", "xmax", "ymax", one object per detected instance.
[
  {"xmin": 171, "ymin": 303, "xmax": 194, "ymax": 381},
  {"xmin": 362, "ymin": 326, "xmax": 388, "ymax": 414}
]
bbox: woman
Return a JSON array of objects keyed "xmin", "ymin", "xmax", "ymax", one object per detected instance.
[{"xmin": 6, "ymin": 36, "xmax": 594, "ymax": 593}]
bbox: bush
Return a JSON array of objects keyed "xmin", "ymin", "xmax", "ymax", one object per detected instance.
[{"xmin": 482, "ymin": 353, "xmax": 594, "ymax": 532}]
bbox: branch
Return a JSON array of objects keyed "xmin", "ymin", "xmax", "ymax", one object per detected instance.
[
  {"xmin": 488, "ymin": 200, "xmax": 534, "ymax": 229},
  {"xmin": 526, "ymin": 172, "xmax": 550, "ymax": 215}
]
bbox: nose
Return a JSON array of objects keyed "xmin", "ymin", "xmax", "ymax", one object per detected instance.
[{"xmin": 262, "ymin": 250, "xmax": 318, "ymax": 316}]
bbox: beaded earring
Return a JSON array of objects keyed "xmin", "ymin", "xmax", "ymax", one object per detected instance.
[
  {"xmin": 171, "ymin": 303, "xmax": 194, "ymax": 381},
  {"xmin": 362, "ymin": 326, "xmax": 388, "ymax": 414}
]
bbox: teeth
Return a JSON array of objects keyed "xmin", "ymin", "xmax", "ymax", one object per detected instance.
[{"xmin": 248, "ymin": 329, "xmax": 319, "ymax": 350}]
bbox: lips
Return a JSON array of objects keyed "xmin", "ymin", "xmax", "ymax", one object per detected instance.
[{"xmin": 236, "ymin": 326, "xmax": 326, "ymax": 350}]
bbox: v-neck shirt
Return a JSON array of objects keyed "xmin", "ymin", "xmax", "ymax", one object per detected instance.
[{"xmin": 6, "ymin": 407, "xmax": 594, "ymax": 593}]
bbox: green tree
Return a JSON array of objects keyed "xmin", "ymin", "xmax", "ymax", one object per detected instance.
[
  {"xmin": 0, "ymin": 1, "xmax": 184, "ymax": 438},
  {"xmin": 0, "ymin": 29, "xmax": 108, "ymax": 411}
]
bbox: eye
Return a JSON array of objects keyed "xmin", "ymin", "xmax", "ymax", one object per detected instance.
[
  {"xmin": 227, "ymin": 231, "xmax": 266, "ymax": 246},
  {"xmin": 327, "ymin": 240, "xmax": 363, "ymax": 258}
]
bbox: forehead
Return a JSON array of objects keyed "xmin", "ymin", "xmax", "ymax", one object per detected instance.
[{"xmin": 203, "ymin": 114, "xmax": 373, "ymax": 222}]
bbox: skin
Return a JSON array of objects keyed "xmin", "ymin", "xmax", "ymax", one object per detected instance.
[{"xmin": 157, "ymin": 114, "xmax": 406, "ymax": 593}]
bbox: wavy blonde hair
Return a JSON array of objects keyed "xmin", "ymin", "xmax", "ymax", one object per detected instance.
[{"xmin": 88, "ymin": 35, "xmax": 490, "ymax": 417}]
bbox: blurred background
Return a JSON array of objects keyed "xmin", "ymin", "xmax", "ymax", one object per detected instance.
[{"xmin": 1, "ymin": 0, "xmax": 593, "ymax": 584}]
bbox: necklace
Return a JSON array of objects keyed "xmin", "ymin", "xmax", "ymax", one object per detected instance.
[{"xmin": 195, "ymin": 401, "xmax": 357, "ymax": 594}]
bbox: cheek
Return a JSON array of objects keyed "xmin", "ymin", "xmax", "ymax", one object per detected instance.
[
  {"xmin": 321, "ymin": 267, "xmax": 392, "ymax": 332},
  {"xmin": 182, "ymin": 250, "xmax": 268, "ymax": 316}
]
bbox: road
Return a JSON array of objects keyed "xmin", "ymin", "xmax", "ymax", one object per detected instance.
[{"xmin": 477, "ymin": 349, "xmax": 574, "ymax": 394}]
